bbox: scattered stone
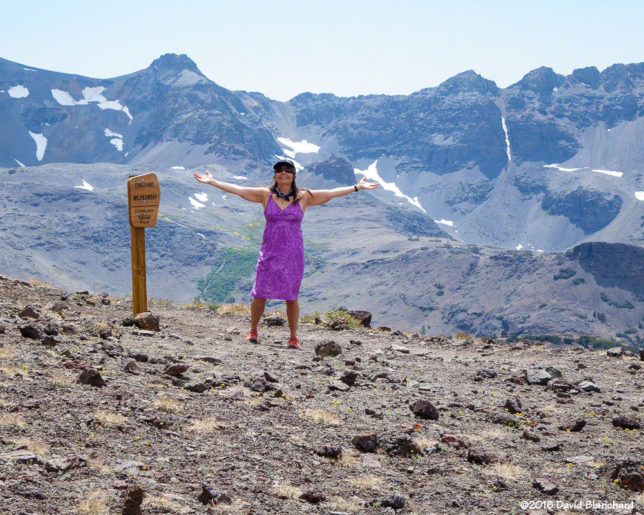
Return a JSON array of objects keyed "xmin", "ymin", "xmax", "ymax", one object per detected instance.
[
  {"xmin": 329, "ymin": 318, "xmax": 350, "ymax": 330},
  {"xmin": 409, "ymin": 400, "xmax": 439, "ymax": 420},
  {"xmin": 476, "ymin": 368, "xmax": 498, "ymax": 379},
  {"xmin": 19, "ymin": 323, "xmax": 43, "ymax": 340},
  {"xmin": 522, "ymin": 429, "xmax": 541, "ymax": 442},
  {"xmin": 186, "ymin": 377, "xmax": 215, "ymax": 393},
  {"xmin": 384, "ymin": 435, "xmax": 422, "ymax": 457},
  {"xmin": 198, "ymin": 483, "xmax": 231, "ymax": 505},
  {"xmin": 640, "ymin": 349, "xmax": 644, "ymax": 361},
  {"xmin": 612, "ymin": 415, "xmax": 640, "ymax": 430},
  {"xmin": 195, "ymin": 356, "xmax": 221, "ymax": 365},
  {"xmin": 314, "ymin": 444, "xmax": 342, "ymax": 461},
  {"xmin": 558, "ymin": 419, "xmax": 586, "ymax": 432},
  {"xmin": 77, "ymin": 368, "xmax": 106, "ymax": 387},
  {"xmin": 542, "ymin": 443, "xmax": 563, "ymax": 452},
  {"xmin": 122, "ymin": 317, "xmax": 135, "ymax": 327},
  {"xmin": 607, "ymin": 346, "xmax": 623, "ymax": 358},
  {"xmin": 124, "ymin": 361, "xmax": 141, "ymax": 375},
  {"xmin": 489, "ymin": 412, "xmax": 520, "ymax": 428},
  {"xmin": 467, "ymin": 447, "xmax": 496, "ymax": 465},
  {"xmin": 300, "ymin": 490, "xmax": 326, "ymax": 504},
  {"xmin": 440, "ymin": 434, "xmax": 467, "ymax": 449},
  {"xmin": 504, "ymin": 396, "xmax": 522, "ymax": 414},
  {"xmin": 532, "ymin": 478, "xmax": 559, "ymax": 495},
  {"xmin": 607, "ymin": 459, "xmax": 644, "ymax": 492},
  {"xmin": 380, "ymin": 495, "xmax": 406, "ymax": 510},
  {"xmin": 263, "ymin": 371, "xmax": 278, "ymax": 383},
  {"xmin": 1, "ymin": 450, "xmax": 38, "ymax": 463},
  {"xmin": 315, "ymin": 341, "xmax": 342, "ymax": 357},
  {"xmin": 577, "ymin": 380, "xmax": 600, "ymax": 392},
  {"xmin": 340, "ymin": 370, "xmax": 358, "ymax": 386},
  {"xmin": 328, "ymin": 380, "xmax": 350, "ymax": 392},
  {"xmin": 121, "ymin": 485, "xmax": 144, "ymax": 515},
  {"xmin": 263, "ymin": 315, "xmax": 285, "ymax": 326},
  {"xmin": 525, "ymin": 368, "xmax": 552, "ymax": 385},
  {"xmin": 40, "ymin": 453, "xmax": 87, "ymax": 472},
  {"xmin": 391, "ymin": 344, "xmax": 410, "ymax": 354},
  {"xmin": 18, "ymin": 305, "xmax": 40, "ymax": 319},
  {"xmin": 352, "ymin": 433, "xmax": 378, "ymax": 453},
  {"xmin": 11, "ymin": 485, "xmax": 45, "ymax": 500},
  {"xmin": 41, "ymin": 334, "xmax": 59, "ymax": 346},
  {"xmin": 547, "ymin": 379, "xmax": 576, "ymax": 393},
  {"xmin": 133, "ymin": 312, "xmax": 160, "ymax": 332},
  {"xmin": 131, "ymin": 329, "xmax": 156, "ymax": 337},
  {"xmin": 347, "ymin": 310, "xmax": 372, "ymax": 328},
  {"xmin": 0, "ymin": 323, "xmax": 5, "ymax": 334},
  {"xmin": 164, "ymin": 364, "xmax": 189, "ymax": 377},
  {"xmin": 130, "ymin": 352, "xmax": 148, "ymax": 362}
]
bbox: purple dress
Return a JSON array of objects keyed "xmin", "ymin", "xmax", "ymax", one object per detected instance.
[{"xmin": 250, "ymin": 194, "xmax": 304, "ymax": 301}]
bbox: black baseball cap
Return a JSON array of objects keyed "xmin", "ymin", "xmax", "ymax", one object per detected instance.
[{"xmin": 273, "ymin": 159, "xmax": 296, "ymax": 171}]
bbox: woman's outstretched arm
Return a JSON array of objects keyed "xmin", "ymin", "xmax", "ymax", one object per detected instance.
[
  {"xmin": 305, "ymin": 176, "xmax": 379, "ymax": 207},
  {"xmin": 193, "ymin": 171, "xmax": 268, "ymax": 204}
]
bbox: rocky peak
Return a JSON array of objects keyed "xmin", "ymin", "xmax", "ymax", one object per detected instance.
[
  {"xmin": 305, "ymin": 156, "xmax": 355, "ymax": 184},
  {"xmin": 437, "ymin": 70, "xmax": 499, "ymax": 95},
  {"xmin": 571, "ymin": 66, "xmax": 600, "ymax": 88},
  {"xmin": 516, "ymin": 66, "xmax": 565, "ymax": 93},
  {"xmin": 149, "ymin": 53, "xmax": 202, "ymax": 74},
  {"xmin": 599, "ymin": 63, "xmax": 642, "ymax": 92}
]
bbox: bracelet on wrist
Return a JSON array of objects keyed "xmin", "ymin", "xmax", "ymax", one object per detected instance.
[{"xmin": 353, "ymin": 184, "xmax": 358, "ymax": 192}]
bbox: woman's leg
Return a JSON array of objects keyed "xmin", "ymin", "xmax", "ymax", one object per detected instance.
[
  {"xmin": 285, "ymin": 299, "xmax": 299, "ymax": 338},
  {"xmin": 250, "ymin": 297, "xmax": 266, "ymax": 333}
]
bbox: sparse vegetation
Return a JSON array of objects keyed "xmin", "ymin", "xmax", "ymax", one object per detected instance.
[
  {"xmin": 94, "ymin": 411, "xmax": 126, "ymax": 428},
  {"xmin": 77, "ymin": 490, "xmax": 111, "ymax": 515},
  {"xmin": 303, "ymin": 409, "xmax": 341, "ymax": 425},
  {"xmin": 600, "ymin": 291, "xmax": 635, "ymax": 309},
  {"xmin": 186, "ymin": 417, "xmax": 224, "ymax": 433},
  {"xmin": 554, "ymin": 268, "xmax": 576, "ymax": 280},
  {"xmin": 153, "ymin": 395, "xmax": 182, "ymax": 412},
  {"xmin": 0, "ymin": 413, "xmax": 26, "ymax": 428},
  {"xmin": 572, "ymin": 277, "xmax": 586, "ymax": 285},
  {"xmin": 197, "ymin": 247, "xmax": 258, "ymax": 304}
]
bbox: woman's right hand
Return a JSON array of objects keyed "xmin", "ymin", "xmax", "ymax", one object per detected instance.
[{"xmin": 193, "ymin": 170, "xmax": 213, "ymax": 184}]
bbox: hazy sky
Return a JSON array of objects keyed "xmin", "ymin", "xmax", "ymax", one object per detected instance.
[{"xmin": 3, "ymin": 0, "xmax": 643, "ymax": 101}]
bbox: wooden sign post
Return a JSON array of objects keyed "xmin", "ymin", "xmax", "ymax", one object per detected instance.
[{"xmin": 127, "ymin": 173, "xmax": 160, "ymax": 315}]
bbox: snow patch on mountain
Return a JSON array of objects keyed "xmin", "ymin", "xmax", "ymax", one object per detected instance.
[
  {"xmin": 28, "ymin": 131, "xmax": 47, "ymax": 161},
  {"xmin": 544, "ymin": 164, "xmax": 623, "ymax": 178},
  {"xmin": 233, "ymin": 175, "xmax": 247, "ymax": 181},
  {"xmin": 277, "ymin": 137, "xmax": 320, "ymax": 158},
  {"xmin": 194, "ymin": 192, "xmax": 208, "ymax": 202},
  {"xmin": 354, "ymin": 159, "xmax": 426, "ymax": 213},
  {"xmin": 104, "ymin": 129, "xmax": 123, "ymax": 152},
  {"xmin": 501, "ymin": 116, "xmax": 511, "ymax": 162},
  {"xmin": 14, "ymin": 159, "xmax": 25, "ymax": 167},
  {"xmin": 75, "ymin": 180, "xmax": 94, "ymax": 192},
  {"xmin": 8, "ymin": 85, "xmax": 29, "ymax": 98},
  {"xmin": 635, "ymin": 191, "xmax": 644, "ymax": 201},
  {"xmin": 51, "ymin": 87, "xmax": 133, "ymax": 122},
  {"xmin": 435, "ymin": 219, "xmax": 454, "ymax": 227},
  {"xmin": 171, "ymin": 166, "xmax": 185, "ymax": 170},
  {"xmin": 189, "ymin": 197, "xmax": 206, "ymax": 209}
]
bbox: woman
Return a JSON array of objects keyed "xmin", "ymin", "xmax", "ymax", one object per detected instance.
[{"xmin": 194, "ymin": 159, "xmax": 378, "ymax": 349}]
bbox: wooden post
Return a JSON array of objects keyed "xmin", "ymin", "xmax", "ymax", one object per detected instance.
[
  {"xmin": 127, "ymin": 173, "xmax": 160, "ymax": 316},
  {"xmin": 130, "ymin": 225, "xmax": 147, "ymax": 315}
]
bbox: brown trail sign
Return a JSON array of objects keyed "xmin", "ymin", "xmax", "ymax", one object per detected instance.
[{"xmin": 127, "ymin": 173, "xmax": 160, "ymax": 315}]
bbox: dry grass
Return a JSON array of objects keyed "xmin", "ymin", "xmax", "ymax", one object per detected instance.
[
  {"xmin": 0, "ymin": 344, "xmax": 15, "ymax": 359},
  {"xmin": 216, "ymin": 303, "xmax": 251, "ymax": 316},
  {"xmin": 0, "ymin": 364, "xmax": 26, "ymax": 377},
  {"xmin": 454, "ymin": 330, "xmax": 474, "ymax": 340},
  {"xmin": 94, "ymin": 410, "xmax": 126, "ymax": 428},
  {"xmin": 186, "ymin": 417, "xmax": 224, "ymax": 433},
  {"xmin": 303, "ymin": 408, "xmax": 341, "ymax": 425},
  {"xmin": 273, "ymin": 482, "xmax": 303, "ymax": 500},
  {"xmin": 87, "ymin": 459, "xmax": 113, "ymax": 475},
  {"xmin": 349, "ymin": 474, "xmax": 384, "ymax": 490},
  {"xmin": 466, "ymin": 427, "xmax": 509, "ymax": 442},
  {"xmin": 0, "ymin": 413, "xmax": 26, "ymax": 428},
  {"xmin": 90, "ymin": 320, "xmax": 110, "ymax": 332},
  {"xmin": 9, "ymin": 437, "xmax": 49, "ymax": 455},
  {"xmin": 179, "ymin": 300, "xmax": 208, "ymax": 310},
  {"xmin": 27, "ymin": 277, "xmax": 50, "ymax": 287},
  {"xmin": 483, "ymin": 463, "xmax": 530, "ymax": 481},
  {"xmin": 153, "ymin": 395, "xmax": 182, "ymax": 412},
  {"xmin": 324, "ymin": 496, "xmax": 363, "ymax": 513},
  {"xmin": 77, "ymin": 490, "xmax": 111, "ymax": 515},
  {"xmin": 413, "ymin": 436, "xmax": 438, "ymax": 451},
  {"xmin": 49, "ymin": 372, "xmax": 74, "ymax": 386},
  {"xmin": 142, "ymin": 494, "xmax": 191, "ymax": 514},
  {"xmin": 336, "ymin": 453, "xmax": 361, "ymax": 468}
]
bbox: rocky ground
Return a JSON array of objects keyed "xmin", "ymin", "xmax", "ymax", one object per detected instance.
[{"xmin": 0, "ymin": 274, "xmax": 642, "ymax": 514}]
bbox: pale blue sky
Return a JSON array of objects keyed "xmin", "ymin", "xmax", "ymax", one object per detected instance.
[{"xmin": 3, "ymin": 0, "xmax": 643, "ymax": 101}]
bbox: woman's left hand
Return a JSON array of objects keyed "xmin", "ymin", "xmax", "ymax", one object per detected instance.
[{"xmin": 357, "ymin": 176, "xmax": 379, "ymax": 190}]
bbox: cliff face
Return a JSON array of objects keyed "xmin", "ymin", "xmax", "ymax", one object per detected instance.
[{"xmin": 567, "ymin": 242, "xmax": 644, "ymax": 299}]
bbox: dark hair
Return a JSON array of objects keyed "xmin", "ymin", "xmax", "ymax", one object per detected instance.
[{"xmin": 268, "ymin": 172, "xmax": 309, "ymax": 201}]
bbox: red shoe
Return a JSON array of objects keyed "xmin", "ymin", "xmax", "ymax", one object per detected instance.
[
  {"xmin": 287, "ymin": 336, "xmax": 300, "ymax": 349},
  {"xmin": 246, "ymin": 330, "xmax": 258, "ymax": 343}
]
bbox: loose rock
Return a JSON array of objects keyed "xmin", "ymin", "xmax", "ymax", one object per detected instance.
[
  {"xmin": 133, "ymin": 312, "xmax": 160, "ymax": 332},
  {"xmin": 315, "ymin": 341, "xmax": 342, "ymax": 357},
  {"xmin": 77, "ymin": 368, "xmax": 106, "ymax": 387},
  {"xmin": 409, "ymin": 400, "xmax": 439, "ymax": 420},
  {"xmin": 352, "ymin": 433, "xmax": 378, "ymax": 453},
  {"xmin": 612, "ymin": 415, "xmax": 640, "ymax": 430},
  {"xmin": 198, "ymin": 483, "xmax": 231, "ymax": 505}
]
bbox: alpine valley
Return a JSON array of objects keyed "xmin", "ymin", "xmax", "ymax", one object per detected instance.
[{"xmin": 0, "ymin": 54, "xmax": 642, "ymax": 344}]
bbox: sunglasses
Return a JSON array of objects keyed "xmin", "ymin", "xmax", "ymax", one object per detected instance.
[{"xmin": 275, "ymin": 167, "xmax": 295, "ymax": 174}]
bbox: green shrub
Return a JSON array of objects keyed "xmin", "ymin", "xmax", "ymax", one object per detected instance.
[
  {"xmin": 572, "ymin": 278, "xmax": 585, "ymax": 285},
  {"xmin": 554, "ymin": 268, "xmax": 576, "ymax": 280}
]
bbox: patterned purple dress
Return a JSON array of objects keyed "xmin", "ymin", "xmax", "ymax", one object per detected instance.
[{"xmin": 250, "ymin": 194, "xmax": 304, "ymax": 301}]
